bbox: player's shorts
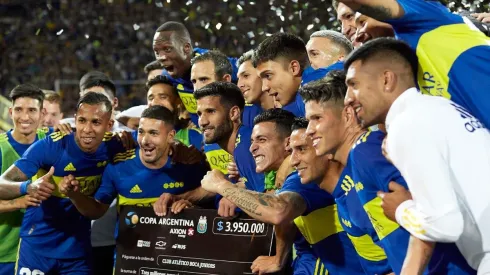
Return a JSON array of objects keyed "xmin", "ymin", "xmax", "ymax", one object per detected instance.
[
  {"xmin": 15, "ymin": 239, "xmax": 92, "ymax": 275},
  {"xmin": 292, "ymin": 252, "xmax": 328, "ymax": 275},
  {"xmin": 0, "ymin": 262, "xmax": 15, "ymax": 275}
]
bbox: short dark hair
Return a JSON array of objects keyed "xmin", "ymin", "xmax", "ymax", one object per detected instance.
[
  {"xmin": 300, "ymin": 70, "xmax": 347, "ymax": 108},
  {"xmin": 343, "ymin": 38, "xmax": 418, "ymax": 78},
  {"xmin": 156, "ymin": 21, "xmax": 191, "ymax": 45},
  {"xmin": 252, "ymin": 33, "xmax": 309, "ymax": 74},
  {"xmin": 77, "ymin": 92, "xmax": 112, "ymax": 116},
  {"xmin": 237, "ymin": 50, "xmax": 254, "ymax": 68},
  {"xmin": 253, "ymin": 108, "xmax": 296, "ymax": 139},
  {"xmin": 146, "ymin": 75, "xmax": 174, "ymax": 90},
  {"xmin": 193, "ymin": 82, "xmax": 245, "ymax": 113},
  {"xmin": 144, "ymin": 60, "xmax": 164, "ymax": 75},
  {"xmin": 291, "ymin": 117, "xmax": 309, "ymax": 131},
  {"xmin": 10, "ymin": 84, "xmax": 45, "ymax": 108},
  {"xmin": 191, "ymin": 50, "xmax": 232, "ymax": 79},
  {"xmin": 79, "ymin": 71, "xmax": 116, "ymax": 98},
  {"xmin": 141, "ymin": 105, "xmax": 175, "ymax": 127}
]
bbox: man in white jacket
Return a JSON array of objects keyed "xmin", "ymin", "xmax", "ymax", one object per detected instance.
[{"xmin": 344, "ymin": 37, "xmax": 489, "ymax": 274}]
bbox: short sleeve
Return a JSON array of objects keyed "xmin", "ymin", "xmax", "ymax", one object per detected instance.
[
  {"xmin": 279, "ymin": 173, "xmax": 334, "ymax": 214},
  {"xmin": 15, "ymin": 138, "xmax": 58, "ymax": 178},
  {"xmin": 387, "ymin": 0, "xmax": 461, "ymax": 31},
  {"xmin": 94, "ymin": 164, "xmax": 118, "ymax": 205}
]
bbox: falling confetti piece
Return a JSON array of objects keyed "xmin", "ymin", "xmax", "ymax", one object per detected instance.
[
  {"xmin": 35, "ymin": 28, "xmax": 41, "ymax": 36},
  {"xmin": 216, "ymin": 23, "xmax": 222, "ymax": 30},
  {"xmin": 56, "ymin": 29, "xmax": 63, "ymax": 35}
]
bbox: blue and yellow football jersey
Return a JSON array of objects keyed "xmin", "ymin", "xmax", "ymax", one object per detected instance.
[
  {"xmin": 334, "ymin": 166, "xmax": 392, "ymax": 274},
  {"xmin": 283, "ymin": 93, "xmax": 306, "ymax": 117},
  {"xmin": 385, "ymin": 0, "xmax": 490, "ymax": 128},
  {"xmin": 279, "ymin": 172, "xmax": 366, "ymax": 274},
  {"xmin": 94, "ymin": 148, "xmax": 206, "ymax": 208},
  {"xmin": 348, "ymin": 130, "xmax": 475, "ymax": 274},
  {"xmin": 14, "ymin": 131, "xmax": 125, "ymax": 259},
  {"xmin": 162, "ymin": 48, "xmax": 239, "ymax": 126},
  {"xmin": 233, "ymin": 126, "xmax": 265, "ymax": 192}
]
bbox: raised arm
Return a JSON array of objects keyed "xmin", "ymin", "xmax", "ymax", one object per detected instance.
[
  {"xmin": 337, "ymin": 0, "xmax": 404, "ymax": 21},
  {"xmin": 201, "ymin": 170, "xmax": 306, "ymax": 225}
]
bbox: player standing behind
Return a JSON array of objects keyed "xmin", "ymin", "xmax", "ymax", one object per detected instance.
[
  {"xmin": 0, "ymin": 84, "xmax": 52, "ymax": 275},
  {"xmin": 336, "ymin": 0, "xmax": 490, "ymax": 129},
  {"xmin": 344, "ymin": 38, "xmax": 489, "ymax": 274},
  {"xmin": 303, "ymin": 70, "xmax": 475, "ymax": 274},
  {"xmin": 41, "ymin": 91, "xmax": 63, "ymax": 128},
  {"xmin": 144, "ymin": 60, "xmax": 164, "ymax": 81},
  {"xmin": 153, "ymin": 21, "xmax": 238, "ymax": 126},
  {"xmin": 0, "ymin": 92, "xmax": 127, "ymax": 275},
  {"xmin": 59, "ymin": 105, "xmax": 208, "ymax": 258}
]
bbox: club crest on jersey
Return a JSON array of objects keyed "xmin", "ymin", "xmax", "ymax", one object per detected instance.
[{"xmin": 197, "ymin": 216, "xmax": 207, "ymax": 234}]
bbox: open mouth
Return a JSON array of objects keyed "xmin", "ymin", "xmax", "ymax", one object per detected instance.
[
  {"xmin": 297, "ymin": 167, "xmax": 307, "ymax": 176},
  {"xmin": 254, "ymin": 155, "xmax": 265, "ymax": 165},
  {"xmin": 142, "ymin": 147, "xmax": 155, "ymax": 156},
  {"xmin": 163, "ymin": 65, "xmax": 175, "ymax": 74},
  {"xmin": 19, "ymin": 123, "xmax": 32, "ymax": 128},
  {"xmin": 81, "ymin": 137, "xmax": 95, "ymax": 144}
]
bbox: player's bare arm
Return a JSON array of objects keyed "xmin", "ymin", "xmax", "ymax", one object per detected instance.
[
  {"xmin": 201, "ymin": 169, "xmax": 306, "ymax": 224},
  {"xmin": 337, "ymin": 0, "xmax": 404, "ymax": 21},
  {"xmin": 0, "ymin": 165, "xmax": 55, "ymax": 201},
  {"xmin": 401, "ymin": 237, "xmax": 435, "ymax": 275},
  {"xmin": 153, "ymin": 187, "xmax": 215, "ymax": 216}
]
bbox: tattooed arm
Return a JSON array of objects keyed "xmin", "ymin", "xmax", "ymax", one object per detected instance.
[
  {"xmin": 400, "ymin": 237, "xmax": 435, "ymax": 275},
  {"xmin": 0, "ymin": 165, "xmax": 29, "ymax": 200},
  {"xmin": 221, "ymin": 186, "xmax": 306, "ymax": 225},
  {"xmin": 337, "ymin": 0, "xmax": 404, "ymax": 21}
]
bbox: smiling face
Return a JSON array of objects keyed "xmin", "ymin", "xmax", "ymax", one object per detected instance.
[
  {"xmin": 74, "ymin": 103, "xmax": 113, "ymax": 153},
  {"xmin": 249, "ymin": 121, "xmax": 289, "ymax": 173},
  {"xmin": 237, "ymin": 60, "xmax": 263, "ymax": 104},
  {"xmin": 196, "ymin": 96, "xmax": 234, "ymax": 144},
  {"xmin": 337, "ymin": 3, "xmax": 356, "ymax": 42},
  {"xmin": 10, "ymin": 97, "xmax": 44, "ymax": 136},
  {"xmin": 354, "ymin": 13, "xmax": 395, "ymax": 46},
  {"xmin": 290, "ymin": 128, "xmax": 329, "ymax": 184},
  {"xmin": 137, "ymin": 117, "xmax": 175, "ymax": 166},
  {"xmin": 153, "ymin": 31, "xmax": 191, "ymax": 79},
  {"xmin": 345, "ymin": 60, "xmax": 388, "ymax": 127},
  {"xmin": 256, "ymin": 60, "xmax": 301, "ymax": 106},
  {"xmin": 42, "ymin": 100, "xmax": 63, "ymax": 127},
  {"xmin": 305, "ymin": 100, "xmax": 345, "ymax": 157},
  {"xmin": 147, "ymin": 83, "xmax": 179, "ymax": 112}
]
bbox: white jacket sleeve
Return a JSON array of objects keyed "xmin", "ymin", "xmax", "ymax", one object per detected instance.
[{"xmin": 386, "ymin": 115, "xmax": 464, "ymax": 243}]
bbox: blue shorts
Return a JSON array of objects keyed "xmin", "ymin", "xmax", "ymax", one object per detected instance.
[
  {"xmin": 0, "ymin": 262, "xmax": 15, "ymax": 275},
  {"xmin": 15, "ymin": 239, "xmax": 92, "ymax": 275},
  {"xmin": 292, "ymin": 252, "xmax": 327, "ymax": 275}
]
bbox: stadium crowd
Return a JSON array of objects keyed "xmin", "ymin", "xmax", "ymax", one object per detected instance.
[{"xmin": 0, "ymin": 0, "xmax": 490, "ymax": 275}]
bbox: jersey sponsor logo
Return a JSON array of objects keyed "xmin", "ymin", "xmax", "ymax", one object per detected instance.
[
  {"xmin": 340, "ymin": 175, "xmax": 363, "ymax": 195},
  {"xmin": 163, "ymin": 182, "xmax": 184, "ymax": 189},
  {"xmin": 130, "ymin": 184, "xmax": 143, "ymax": 193},
  {"xmin": 178, "ymin": 91, "xmax": 197, "ymax": 114},
  {"xmin": 64, "ymin": 162, "xmax": 76, "ymax": 171}
]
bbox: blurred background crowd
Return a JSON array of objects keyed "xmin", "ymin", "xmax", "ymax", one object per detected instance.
[{"xmin": 0, "ymin": 0, "xmax": 488, "ymax": 116}]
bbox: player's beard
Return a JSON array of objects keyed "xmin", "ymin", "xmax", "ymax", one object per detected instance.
[{"xmin": 204, "ymin": 117, "xmax": 233, "ymax": 145}]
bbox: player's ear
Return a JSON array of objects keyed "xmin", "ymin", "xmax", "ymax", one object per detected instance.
[
  {"xmin": 284, "ymin": 136, "xmax": 291, "ymax": 153},
  {"xmin": 107, "ymin": 118, "xmax": 115, "ymax": 132},
  {"xmin": 343, "ymin": 105, "xmax": 358, "ymax": 128},
  {"xmin": 289, "ymin": 60, "xmax": 302, "ymax": 77},
  {"xmin": 229, "ymin": 106, "xmax": 241, "ymax": 123},
  {"xmin": 8, "ymin": 107, "xmax": 12, "ymax": 120},
  {"xmin": 183, "ymin": 42, "xmax": 192, "ymax": 57},
  {"xmin": 222, "ymin": 74, "xmax": 232, "ymax": 83},
  {"xmin": 167, "ymin": 128, "xmax": 176, "ymax": 144}
]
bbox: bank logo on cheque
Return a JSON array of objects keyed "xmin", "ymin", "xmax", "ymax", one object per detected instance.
[
  {"xmin": 125, "ymin": 211, "xmax": 139, "ymax": 228},
  {"xmin": 197, "ymin": 216, "xmax": 207, "ymax": 234}
]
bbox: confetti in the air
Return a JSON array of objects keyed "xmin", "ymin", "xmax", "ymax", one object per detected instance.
[{"xmin": 56, "ymin": 29, "xmax": 63, "ymax": 35}]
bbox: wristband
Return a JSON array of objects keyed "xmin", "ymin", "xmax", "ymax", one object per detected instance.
[{"xmin": 20, "ymin": 180, "xmax": 32, "ymax": 196}]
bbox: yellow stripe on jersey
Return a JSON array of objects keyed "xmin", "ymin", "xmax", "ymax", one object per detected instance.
[
  {"xmin": 294, "ymin": 204, "xmax": 343, "ymax": 245},
  {"xmin": 103, "ymin": 132, "xmax": 115, "ymax": 141},
  {"xmin": 34, "ymin": 169, "xmax": 102, "ymax": 198},
  {"xmin": 14, "ymin": 238, "xmax": 21, "ymax": 274},
  {"xmin": 417, "ymin": 23, "xmax": 490, "ymax": 99},
  {"xmin": 51, "ymin": 131, "xmax": 68, "ymax": 142},
  {"xmin": 363, "ymin": 196, "xmax": 400, "ymax": 241},
  {"xmin": 118, "ymin": 195, "xmax": 159, "ymax": 208},
  {"xmin": 113, "ymin": 149, "xmax": 136, "ymax": 163},
  {"xmin": 347, "ymin": 234, "xmax": 387, "ymax": 261},
  {"xmin": 314, "ymin": 258, "xmax": 321, "ymax": 275}
]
